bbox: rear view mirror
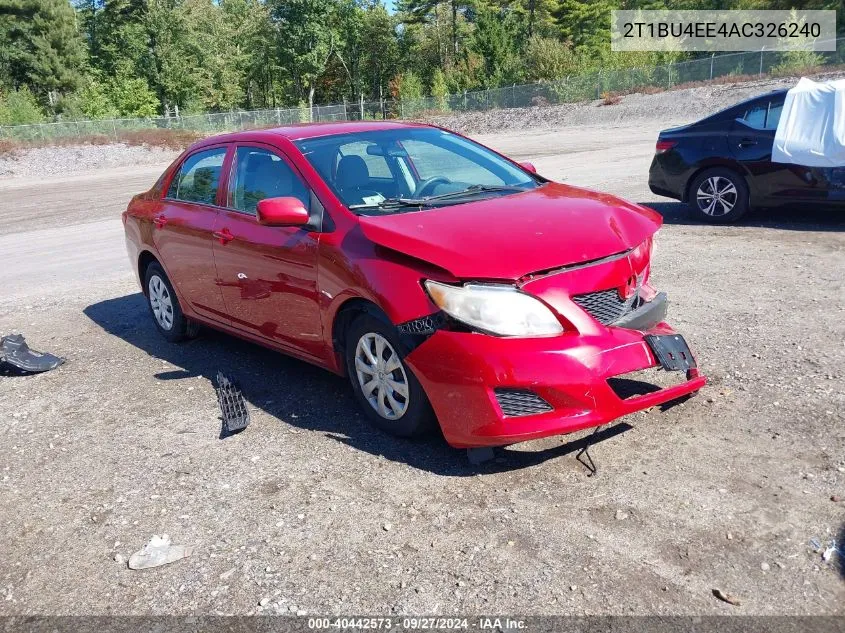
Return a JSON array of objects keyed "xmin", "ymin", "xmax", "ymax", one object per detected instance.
[
  {"xmin": 366, "ymin": 144, "xmax": 409, "ymax": 158},
  {"xmin": 519, "ymin": 161, "xmax": 537, "ymax": 174},
  {"xmin": 256, "ymin": 197, "xmax": 309, "ymax": 226}
]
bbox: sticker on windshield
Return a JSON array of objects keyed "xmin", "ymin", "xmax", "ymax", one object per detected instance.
[{"xmin": 361, "ymin": 194, "xmax": 385, "ymax": 205}]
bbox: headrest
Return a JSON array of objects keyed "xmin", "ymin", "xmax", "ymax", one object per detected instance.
[{"xmin": 336, "ymin": 155, "xmax": 369, "ymax": 189}]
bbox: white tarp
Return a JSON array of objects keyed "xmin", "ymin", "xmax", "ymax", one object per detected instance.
[{"xmin": 772, "ymin": 77, "xmax": 845, "ymax": 167}]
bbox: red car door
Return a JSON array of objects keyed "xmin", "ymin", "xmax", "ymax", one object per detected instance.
[
  {"xmin": 212, "ymin": 143, "xmax": 323, "ymax": 359},
  {"xmin": 153, "ymin": 145, "xmax": 231, "ymax": 324}
]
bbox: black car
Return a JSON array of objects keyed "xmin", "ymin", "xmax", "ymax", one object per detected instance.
[{"xmin": 649, "ymin": 88, "xmax": 845, "ymax": 223}]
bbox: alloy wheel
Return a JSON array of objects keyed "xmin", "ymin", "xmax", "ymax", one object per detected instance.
[
  {"xmin": 354, "ymin": 332, "xmax": 409, "ymax": 420},
  {"xmin": 696, "ymin": 176, "xmax": 737, "ymax": 217},
  {"xmin": 148, "ymin": 275, "xmax": 174, "ymax": 331}
]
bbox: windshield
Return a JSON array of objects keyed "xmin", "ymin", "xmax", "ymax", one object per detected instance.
[{"xmin": 294, "ymin": 127, "xmax": 540, "ymax": 214}]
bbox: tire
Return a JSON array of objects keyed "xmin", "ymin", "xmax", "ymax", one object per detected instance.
[
  {"xmin": 144, "ymin": 262, "xmax": 188, "ymax": 342},
  {"xmin": 345, "ymin": 314, "xmax": 435, "ymax": 438},
  {"xmin": 688, "ymin": 168, "xmax": 749, "ymax": 224}
]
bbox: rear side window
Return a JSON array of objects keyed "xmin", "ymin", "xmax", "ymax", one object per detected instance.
[
  {"xmin": 742, "ymin": 99, "xmax": 784, "ymax": 130},
  {"xmin": 743, "ymin": 104, "xmax": 768, "ymax": 128},
  {"xmin": 167, "ymin": 147, "xmax": 227, "ymax": 204},
  {"xmin": 228, "ymin": 147, "xmax": 309, "ymax": 215}
]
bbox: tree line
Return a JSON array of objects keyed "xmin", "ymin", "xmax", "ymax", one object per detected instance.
[{"xmin": 0, "ymin": 0, "xmax": 840, "ymax": 125}]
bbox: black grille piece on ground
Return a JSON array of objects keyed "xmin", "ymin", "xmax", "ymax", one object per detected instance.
[
  {"xmin": 0, "ymin": 333, "xmax": 64, "ymax": 374},
  {"xmin": 215, "ymin": 371, "xmax": 250, "ymax": 435},
  {"xmin": 494, "ymin": 388, "xmax": 553, "ymax": 417},
  {"xmin": 572, "ymin": 289, "xmax": 639, "ymax": 325}
]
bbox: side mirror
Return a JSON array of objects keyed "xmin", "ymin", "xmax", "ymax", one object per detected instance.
[
  {"xmin": 256, "ymin": 197, "xmax": 309, "ymax": 226},
  {"xmin": 519, "ymin": 161, "xmax": 537, "ymax": 174}
]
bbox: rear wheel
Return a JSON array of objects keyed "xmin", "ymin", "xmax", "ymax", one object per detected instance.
[
  {"xmin": 345, "ymin": 314, "xmax": 434, "ymax": 438},
  {"xmin": 689, "ymin": 168, "xmax": 749, "ymax": 224},
  {"xmin": 144, "ymin": 262, "xmax": 188, "ymax": 342}
]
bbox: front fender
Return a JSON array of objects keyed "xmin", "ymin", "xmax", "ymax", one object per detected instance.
[{"xmin": 318, "ymin": 225, "xmax": 456, "ymax": 371}]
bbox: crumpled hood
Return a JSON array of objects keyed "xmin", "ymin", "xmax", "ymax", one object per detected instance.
[{"xmin": 357, "ymin": 183, "xmax": 662, "ymax": 280}]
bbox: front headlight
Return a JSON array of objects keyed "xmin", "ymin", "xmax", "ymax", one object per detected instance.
[{"xmin": 424, "ymin": 280, "xmax": 564, "ymax": 337}]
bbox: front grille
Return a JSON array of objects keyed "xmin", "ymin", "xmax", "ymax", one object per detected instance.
[
  {"xmin": 494, "ymin": 388, "xmax": 553, "ymax": 417},
  {"xmin": 572, "ymin": 289, "xmax": 640, "ymax": 325}
]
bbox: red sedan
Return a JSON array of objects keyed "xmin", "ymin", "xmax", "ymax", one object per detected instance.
[{"xmin": 123, "ymin": 121, "xmax": 705, "ymax": 452}]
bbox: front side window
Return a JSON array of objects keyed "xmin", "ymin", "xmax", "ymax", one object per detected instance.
[
  {"xmin": 295, "ymin": 128, "xmax": 539, "ymax": 213},
  {"xmin": 228, "ymin": 147, "xmax": 309, "ymax": 215},
  {"xmin": 167, "ymin": 147, "xmax": 227, "ymax": 205}
]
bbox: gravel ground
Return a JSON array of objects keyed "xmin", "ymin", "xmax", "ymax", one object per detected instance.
[
  {"xmin": 0, "ymin": 143, "xmax": 180, "ymax": 179},
  {"xmin": 0, "ymin": 80, "xmax": 843, "ymax": 616},
  {"xmin": 427, "ymin": 72, "xmax": 845, "ymax": 136}
]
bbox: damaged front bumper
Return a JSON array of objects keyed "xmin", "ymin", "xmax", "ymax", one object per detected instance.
[{"xmin": 404, "ymin": 320, "xmax": 705, "ymax": 449}]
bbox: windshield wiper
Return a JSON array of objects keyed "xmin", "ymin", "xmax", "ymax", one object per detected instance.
[
  {"xmin": 348, "ymin": 184, "xmax": 530, "ymax": 210},
  {"xmin": 418, "ymin": 184, "xmax": 531, "ymax": 202},
  {"xmin": 348, "ymin": 198, "xmax": 426, "ymax": 210}
]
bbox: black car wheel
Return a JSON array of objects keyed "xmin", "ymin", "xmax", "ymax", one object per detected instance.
[
  {"xmin": 345, "ymin": 314, "xmax": 435, "ymax": 438},
  {"xmin": 144, "ymin": 262, "xmax": 188, "ymax": 342},
  {"xmin": 689, "ymin": 168, "xmax": 749, "ymax": 224}
]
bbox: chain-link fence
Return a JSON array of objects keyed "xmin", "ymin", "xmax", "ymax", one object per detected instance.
[{"xmin": 3, "ymin": 40, "xmax": 845, "ymax": 142}]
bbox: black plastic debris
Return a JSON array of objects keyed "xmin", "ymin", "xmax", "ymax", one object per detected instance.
[
  {"xmin": 0, "ymin": 334, "xmax": 64, "ymax": 375},
  {"xmin": 215, "ymin": 371, "xmax": 250, "ymax": 436}
]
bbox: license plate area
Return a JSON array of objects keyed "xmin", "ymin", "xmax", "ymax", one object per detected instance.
[{"xmin": 644, "ymin": 334, "xmax": 696, "ymax": 372}]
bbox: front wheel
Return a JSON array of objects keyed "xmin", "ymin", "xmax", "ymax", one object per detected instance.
[
  {"xmin": 345, "ymin": 314, "xmax": 435, "ymax": 438},
  {"xmin": 688, "ymin": 168, "xmax": 749, "ymax": 224}
]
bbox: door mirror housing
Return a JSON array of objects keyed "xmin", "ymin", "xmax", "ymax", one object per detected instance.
[
  {"xmin": 519, "ymin": 161, "xmax": 537, "ymax": 174},
  {"xmin": 256, "ymin": 197, "xmax": 309, "ymax": 226}
]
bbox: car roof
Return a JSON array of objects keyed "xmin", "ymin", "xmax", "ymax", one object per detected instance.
[
  {"xmin": 751, "ymin": 88, "xmax": 789, "ymax": 100},
  {"xmin": 188, "ymin": 120, "xmax": 434, "ymax": 150}
]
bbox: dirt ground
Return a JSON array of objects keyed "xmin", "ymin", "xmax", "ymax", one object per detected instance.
[{"xmin": 0, "ymin": 101, "xmax": 843, "ymax": 616}]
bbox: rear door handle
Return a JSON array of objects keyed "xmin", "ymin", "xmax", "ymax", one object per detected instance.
[
  {"xmin": 738, "ymin": 138, "xmax": 758, "ymax": 148},
  {"xmin": 153, "ymin": 215, "xmax": 168, "ymax": 229},
  {"xmin": 213, "ymin": 228, "xmax": 234, "ymax": 245}
]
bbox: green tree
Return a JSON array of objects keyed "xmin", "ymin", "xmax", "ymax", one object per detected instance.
[
  {"xmin": 107, "ymin": 69, "xmax": 159, "ymax": 116},
  {"xmin": 179, "ymin": 0, "xmax": 245, "ymax": 111},
  {"xmin": 142, "ymin": 0, "xmax": 195, "ymax": 114},
  {"xmin": 89, "ymin": 0, "xmax": 147, "ymax": 77},
  {"xmin": 402, "ymin": 0, "xmax": 472, "ymax": 64},
  {"xmin": 59, "ymin": 75, "xmax": 117, "ymax": 118},
  {"xmin": 0, "ymin": 0, "xmax": 86, "ymax": 106},
  {"xmin": 268, "ymin": 0, "xmax": 350, "ymax": 114},
  {"xmin": 555, "ymin": 0, "xmax": 616, "ymax": 52},
  {"xmin": 0, "ymin": 86, "xmax": 45, "ymax": 124},
  {"xmin": 524, "ymin": 35, "xmax": 584, "ymax": 81},
  {"xmin": 395, "ymin": 70, "xmax": 424, "ymax": 101},
  {"xmin": 359, "ymin": 2, "xmax": 399, "ymax": 101},
  {"xmin": 470, "ymin": 8, "xmax": 522, "ymax": 87},
  {"xmin": 430, "ymin": 67, "xmax": 449, "ymax": 110}
]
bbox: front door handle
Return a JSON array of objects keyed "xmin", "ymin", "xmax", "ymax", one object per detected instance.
[
  {"xmin": 153, "ymin": 215, "xmax": 168, "ymax": 229},
  {"xmin": 738, "ymin": 138, "xmax": 758, "ymax": 148},
  {"xmin": 213, "ymin": 228, "xmax": 234, "ymax": 245}
]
